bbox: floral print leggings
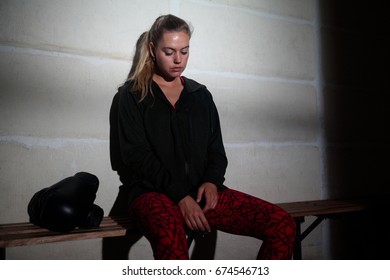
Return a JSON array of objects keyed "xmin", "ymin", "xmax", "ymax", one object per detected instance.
[{"xmin": 129, "ymin": 188, "xmax": 296, "ymax": 260}]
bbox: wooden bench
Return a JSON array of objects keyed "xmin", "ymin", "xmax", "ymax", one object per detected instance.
[
  {"xmin": 0, "ymin": 198, "xmax": 373, "ymax": 260},
  {"xmin": 277, "ymin": 198, "xmax": 373, "ymax": 259},
  {"xmin": 0, "ymin": 216, "xmax": 138, "ymax": 260}
]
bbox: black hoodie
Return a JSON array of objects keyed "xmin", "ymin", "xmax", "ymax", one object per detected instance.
[{"xmin": 110, "ymin": 76, "xmax": 227, "ymax": 205}]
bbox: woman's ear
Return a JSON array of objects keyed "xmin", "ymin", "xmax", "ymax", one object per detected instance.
[{"xmin": 149, "ymin": 42, "xmax": 155, "ymax": 60}]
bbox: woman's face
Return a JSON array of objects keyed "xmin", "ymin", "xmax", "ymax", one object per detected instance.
[{"xmin": 151, "ymin": 31, "xmax": 190, "ymax": 80}]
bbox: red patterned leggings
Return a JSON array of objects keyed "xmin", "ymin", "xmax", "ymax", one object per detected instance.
[{"xmin": 129, "ymin": 189, "xmax": 296, "ymax": 260}]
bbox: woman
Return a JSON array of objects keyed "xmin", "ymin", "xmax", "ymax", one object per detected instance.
[{"xmin": 110, "ymin": 14, "xmax": 296, "ymax": 259}]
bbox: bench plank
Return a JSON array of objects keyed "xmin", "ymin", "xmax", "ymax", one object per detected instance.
[
  {"xmin": 0, "ymin": 216, "xmax": 136, "ymax": 248},
  {"xmin": 277, "ymin": 198, "xmax": 371, "ymax": 218},
  {"xmin": 276, "ymin": 198, "xmax": 372, "ymax": 260}
]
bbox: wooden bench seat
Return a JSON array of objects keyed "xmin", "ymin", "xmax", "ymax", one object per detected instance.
[
  {"xmin": 277, "ymin": 198, "xmax": 371, "ymax": 218},
  {"xmin": 0, "ymin": 216, "xmax": 138, "ymax": 260},
  {"xmin": 0, "ymin": 216, "xmax": 136, "ymax": 248},
  {"xmin": 277, "ymin": 198, "xmax": 372, "ymax": 259},
  {"xmin": 0, "ymin": 198, "xmax": 373, "ymax": 260}
]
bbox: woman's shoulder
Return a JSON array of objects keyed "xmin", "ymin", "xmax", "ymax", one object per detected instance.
[
  {"xmin": 114, "ymin": 80, "xmax": 141, "ymax": 106},
  {"xmin": 117, "ymin": 80, "xmax": 142, "ymax": 99},
  {"xmin": 182, "ymin": 76, "xmax": 207, "ymax": 93},
  {"xmin": 117, "ymin": 80, "xmax": 135, "ymax": 94}
]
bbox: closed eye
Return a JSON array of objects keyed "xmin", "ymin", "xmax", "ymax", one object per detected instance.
[
  {"xmin": 181, "ymin": 47, "xmax": 189, "ymax": 55},
  {"xmin": 162, "ymin": 46, "xmax": 189, "ymax": 56}
]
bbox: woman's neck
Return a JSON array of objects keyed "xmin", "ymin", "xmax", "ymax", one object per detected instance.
[
  {"xmin": 153, "ymin": 74, "xmax": 181, "ymax": 88},
  {"xmin": 153, "ymin": 74, "xmax": 183, "ymax": 107}
]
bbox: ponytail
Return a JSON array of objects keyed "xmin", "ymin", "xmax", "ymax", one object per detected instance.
[{"xmin": 126, "ymin": 31, "xmax": 153, "ymax": 101}]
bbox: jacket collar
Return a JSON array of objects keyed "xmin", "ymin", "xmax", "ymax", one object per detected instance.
[{"xmin": 181, "ymin": 76, "xmax": 205, "ymax": 93}]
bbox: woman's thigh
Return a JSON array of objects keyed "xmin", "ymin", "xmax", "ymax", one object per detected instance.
[
  {"xmin": 129, "ymin": 192, "xmax": 186, "ymax": 236},
  {"xmin": 206, "ymin": 188, "xmax": 293, "ymax": 238},
  {"xmin": 129, "ymin": 192, "xmax": 189, "ymax": 259}
]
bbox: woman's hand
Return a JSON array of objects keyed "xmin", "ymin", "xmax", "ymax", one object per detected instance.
[
  {"xmin": 197, "ymin": 182, "xmax": 218, "ymax": 213},
  {"xmin": 178, "ymin": 195, "xmax": 211, "ymax": 232}
]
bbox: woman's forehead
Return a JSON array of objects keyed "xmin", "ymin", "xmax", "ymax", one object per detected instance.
[{"xmin": 158, "ymin": 31, "xmax": 190, "ymax": 48}]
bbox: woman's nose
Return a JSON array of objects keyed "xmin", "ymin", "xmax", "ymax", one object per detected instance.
[{"xmin": 174, "ymin": 53, "xmax": 181, "ymax": 64}]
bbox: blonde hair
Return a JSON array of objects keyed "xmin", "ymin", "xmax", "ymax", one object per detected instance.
[{"xmin": 127, "ymin": 14, "xmax": 192, "ymax": 101}]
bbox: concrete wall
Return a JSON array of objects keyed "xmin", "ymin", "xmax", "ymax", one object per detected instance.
[{"xmin": 1, "ymin": 0, "xmax": 322, "ymax": 259}]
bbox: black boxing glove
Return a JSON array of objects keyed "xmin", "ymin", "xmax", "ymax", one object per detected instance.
[{"xmin": 28, "ymin": 172, "xmax": 104, "ymax": 232}]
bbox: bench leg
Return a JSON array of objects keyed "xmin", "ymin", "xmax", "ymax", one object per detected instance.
[
  {"xmin": 1, "ymin": 247, "xmax": 5, "ymax": 260},
  {"xmin": 186, "ymin": 230, "xmax": 203, "ymax": 249},
  {"xmin": 293, "ymin": 217, "xmax": 303, "ymax": 260},
  {"xmin": 293, "ymin": 216, "xmax": 326, "ymax": 260},
  {"xmin": 186, "ymin": 230, "xmax": 208, "ymax": 249},
  {"xmin": 301, "ymin": 216, "xmax": 325, "ymax": 241}
]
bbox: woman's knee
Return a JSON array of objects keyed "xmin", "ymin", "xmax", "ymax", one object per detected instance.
[{"xmin": 273, "ymin": 207, "xmax": 296, "ymax": 241}]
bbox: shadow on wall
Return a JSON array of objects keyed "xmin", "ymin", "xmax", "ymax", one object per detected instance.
[{"xmin": 320, "ymin": 0, "xmax": 390, "ymax": 259}]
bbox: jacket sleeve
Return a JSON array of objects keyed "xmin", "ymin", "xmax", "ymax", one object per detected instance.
[
  {"xmin": 203, "ymin": 91, "xmax": 228, "ymax": 189},
  {"xmin": 117, "ymin": 88, "xmax": 188, "ymax": 204}
]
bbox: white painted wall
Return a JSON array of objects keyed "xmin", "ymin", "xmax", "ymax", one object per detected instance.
[{"xmin": 0, "ymin": 0, "xmax": 322, "ymax": 259}]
